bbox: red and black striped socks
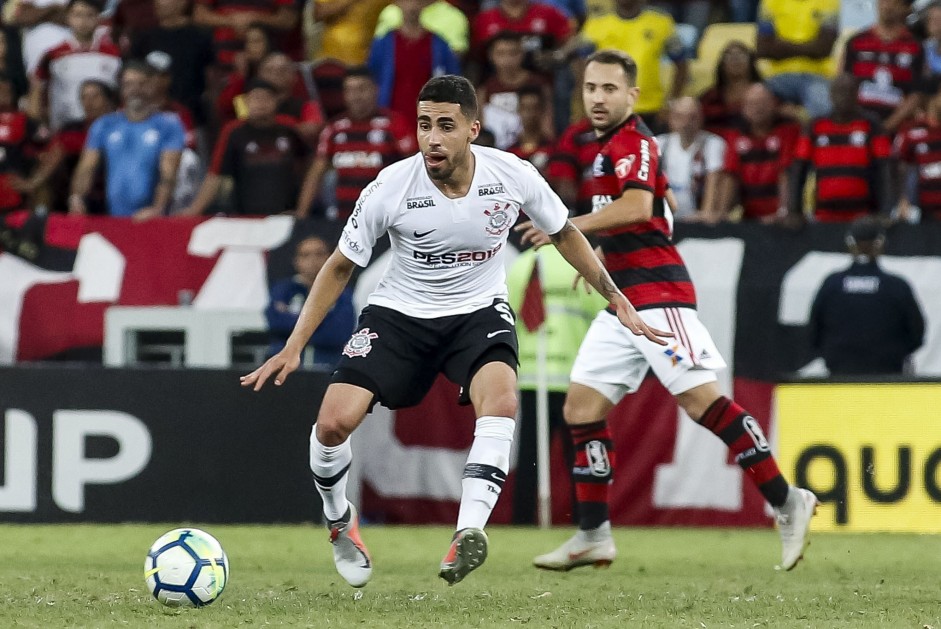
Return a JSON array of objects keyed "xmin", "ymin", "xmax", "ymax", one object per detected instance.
[
  {"xmin": 570, "ymin": 420, "xmax": 616, "ymax": 531},
  {"xmin": 699, "ymin": 396, "xmax": 789, "ymax": 507}
]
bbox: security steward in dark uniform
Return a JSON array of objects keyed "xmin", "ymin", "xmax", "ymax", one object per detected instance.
[{"xmin": 809, "ymin": 217, "xmax": 925, "ymax": 375}]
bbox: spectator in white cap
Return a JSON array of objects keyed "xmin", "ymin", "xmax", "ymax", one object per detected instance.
[{"xmin": 146, "ymin": 50, "xmax": 197, "ymax": 150}]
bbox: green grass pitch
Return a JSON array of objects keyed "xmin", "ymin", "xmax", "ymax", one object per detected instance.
[{"xmin": 1, "ymin": 524, "xmax": 939, "ymax": 628}]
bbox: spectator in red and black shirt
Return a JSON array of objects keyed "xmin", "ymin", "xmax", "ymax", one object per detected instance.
[
  {"xmin": 790, "ymin": 74, "xmax": 894, "ymax": 224},
  {"xmin": 699, "ymin": 41, "xmax": 762, "ymax": 141},
  {"xmin": 216, "ymin": 23, "xmax": 276, "ymax": 121},
  {"xmin": 295, "ymin": 66, "xmax": 416, "ymax": 221},
  {"xmin": 24, "ymin": 78, "xmax": 116, "ymax": 213},
  {"xmin": 471, "ymin": 0, "xmax": 573, "ymax": 74},
  {"xmin": 182, "ymin": 79, "xmax": 310, "ymax": 216},
  {"xmin": 0, "ymin": 73, "xmax": 42, "ymax": 213},
  {"xmin": 477, "ymin": 31, "xmax": 553, "ymax": 150},
  {"xmin": 843, "ymin": 0, "xmax": 923, "ymax": 133},
  {"xmin": 546, "ymin": 117, "xmax": 595, "ymax": 214},
  {"xmin": 896, "ymin": 88, "xmax": 941, "ymax": 221},
  {"xmin": 719, "ymin": 83, "xmax": 800, "ymax": 223},
  {"xmin": 222, "ymin": 52, "xmax": 324, "ymax": 144},
  {"xmin": 508, "ymin": 85, "xmax": 554, "ymax": 177},
  {"xmin": 194, "ymin": 0, "xmax": 298, "ymax": 70}
]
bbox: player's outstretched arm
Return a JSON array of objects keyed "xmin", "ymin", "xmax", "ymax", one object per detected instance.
[
  {"xmin": 516, "ymin": 189, "xmax": 654, "ymax": 247},
  {"xmin": 240, "ymin": 249, "xmax": 357, "ymax": 391},
  {"xmin": 550, "ymin": 220, "xmax": 671, "ymax": 346}
]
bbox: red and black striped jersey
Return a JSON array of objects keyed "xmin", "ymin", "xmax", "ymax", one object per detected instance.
[
  {"xmin": 896, "ymin": 118, "xmax": 941, "ymax": 220},
  {"xmin": 699, "ymin": 87, "xmax": 743, "ymax": 141},
  {"xmin": 547, "ymin": 118, "xmax": 600, "ymax": 215},
  {"xmin": 507, "ymin": 137, "xmax": 554, "ymax": 177},
  {"xmin": 590, "ymin": 115, "xmax": 696, "ymax": 311},
  {"xmin": 843, "ymin": 27, "xmax": 924, "ymax": 121},
  {"xmin": 794, "ymin": 116, "xmax": 890, "ymax": 223},
  {"xmin": 0, "ymin": 111, "xmax": 39, "ymax": 211},
  {"xmin": 316, "ymin": 109, "xmax": 416, "ymax": 220},
  {"xmin": 723, "ymin": 120, "xmax": 800, "ymax": 220},
  {"xmin": 196, "ymin": 0, "xmax": 294, "ymax": 68},
  {"xmin": 471, "ymin": 3, "xmax": 572, "ymax": 62}
]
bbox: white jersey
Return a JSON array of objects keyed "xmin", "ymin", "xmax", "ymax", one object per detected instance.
[
  {"xmin": 339, "ymin": 145, "xmax": 569, "ymax": 318},
  {"xmin": 655, "ymin": 130, "xmax": 725, "ymax": 219}
]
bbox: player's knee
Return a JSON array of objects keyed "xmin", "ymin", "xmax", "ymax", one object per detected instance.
[
  {"xmin": 676, "ymin": 384, "xmax": 721, "ymax": 422},
  {"xmin": 314, "ymin": 414, "xmax": 353, "ymax": 446},
  {"xmin": 562, "ymin": 397, "xmax": 596, "ymax": 426},
  {"xmin": 483, "ymin": 390, "xmax": 518, "ymax": 418}
]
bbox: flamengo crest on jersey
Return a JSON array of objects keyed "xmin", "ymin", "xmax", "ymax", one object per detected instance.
[{"xmin": 339, "ymin": 145, "xmax": 569, "ymax": 319}]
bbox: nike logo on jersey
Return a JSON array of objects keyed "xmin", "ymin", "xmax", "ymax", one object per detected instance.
[
  {"xmin": 413, "ymin": 229, "xmax": 436, "ymax": 238},
  {"xmin": 486, "ymin": 330, "xmax": 511, "ymax": 338}
]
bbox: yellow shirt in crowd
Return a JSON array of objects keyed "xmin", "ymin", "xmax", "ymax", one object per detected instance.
[
  {"xmin": 581, "ymin": 8, "xmax": 684, "ymax": 114},
  {"xmin": 373, "ymin": 0, "xmax": 469, "ymax": 54},
  {"xmin": 758, "ymin": 0, "xmax": 840, "ymax": 77},
  {"xmin": 315, "ymin": 0, "xmax": 390, "ymax": 65}
]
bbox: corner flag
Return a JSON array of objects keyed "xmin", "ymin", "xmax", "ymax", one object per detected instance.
[{"xmin": 520, "ymin": 258, "xmax": 545, "ymax": 332}]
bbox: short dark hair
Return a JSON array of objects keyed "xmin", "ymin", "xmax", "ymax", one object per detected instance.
[
  {"xmin": 121, "ymin": 60, "xmax": 156, "ymax": 80},
  {"xmin": 474, "ymin": 128, "xmax": 496, "ymax": 147},
  {"xmin": 488, "ymin": 30, "xmax": 523, "ymax": 49},
  {"xmin": 67, "ymin": 0, "xmax": 104, "ymax": 12},
  {"xmin": 344, "ymin": 65, "xmax": 375, "ymax": 82},
  {"xmin": 585, "ymin": 49, "xmax": 638, "ymax": 86},
  {"xmin": 418, "ymin": 75, "xmax": 478, "ymax": 120},
  {"xmin": 244, "ymin": 77, "xmax": 278, "ymax": 94},
  {"xmin": 81, "ymin": 79, "xmax": 118, "ymax": 106},
  {"xmin": 517, "ymin": 84, "xmax": 545, "ymax": 103}
]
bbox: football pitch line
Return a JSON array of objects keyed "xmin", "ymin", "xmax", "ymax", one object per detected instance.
[{"xmin": 0, "ymin": 524, "xmax": 939, "ymax": 628}]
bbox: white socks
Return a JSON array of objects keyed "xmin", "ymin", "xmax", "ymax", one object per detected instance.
[
  {"xmin": 309, "ymin": 428, "xmax": 353, "ymax": 522},
  {"xmin": 456, "ymin": 416, "xmax": 515, "ymax": 531}
]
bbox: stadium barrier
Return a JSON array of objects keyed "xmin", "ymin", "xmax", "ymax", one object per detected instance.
[
  {"xmin": 2, "ymin": 365, "xmax": 939, "ymax": 529},
  {"xmin": 0, "ymin": 366, "xmax": 328, "ymax": 523}
]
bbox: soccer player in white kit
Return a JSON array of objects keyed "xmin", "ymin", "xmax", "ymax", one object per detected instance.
[
  {"xmin": 241, "ymin": 75, "xmax": 669, "ymax": 588},
  {"xmin": 517, "ymin": 50, "xmax": 818, "ymax": 573}
]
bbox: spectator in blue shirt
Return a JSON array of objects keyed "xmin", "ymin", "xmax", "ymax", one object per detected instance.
[
  {"xmin": 265, "ymin": 235, "xmax": 356, "ymax": 368},
  {"xmin": 69, "ymin": 60, "xmax": 185, "ymax": 220}
]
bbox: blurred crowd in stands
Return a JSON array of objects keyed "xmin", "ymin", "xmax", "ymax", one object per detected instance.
[{"xmin": 0, "ymin": 0, "xmax": 939, "ymax": 227}]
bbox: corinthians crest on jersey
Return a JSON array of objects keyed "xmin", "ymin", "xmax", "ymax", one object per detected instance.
[{"xmin": 484, "ymin": 202, "xmax": 513, "ymax": 235}]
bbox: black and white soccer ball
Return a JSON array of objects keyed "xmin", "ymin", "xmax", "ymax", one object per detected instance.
[{"xmin": 144, "ymin": 528, "xmax": 229, "ymax": 607}]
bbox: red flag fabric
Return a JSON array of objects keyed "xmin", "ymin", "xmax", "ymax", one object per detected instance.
[{"xmin": 520, "ymin": 257, "xmax": 546, "ymax": 332}]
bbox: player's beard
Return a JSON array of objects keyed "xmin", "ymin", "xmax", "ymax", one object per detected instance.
[
  {"xmin": 590, "ymin": 104, "xmax": 631, "ymax": 135},
  {"xmin": 425, "ymin": 158, "xmax": 455, "ymax": 181},
  {"xmin": 424, "ymin": 150, "xmax": 464, "ymax": 181}
]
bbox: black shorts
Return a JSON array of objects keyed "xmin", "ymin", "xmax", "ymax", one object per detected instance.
[{"xmin": 332, "ymin": 300, "xmax": 519, "ymax": 410}]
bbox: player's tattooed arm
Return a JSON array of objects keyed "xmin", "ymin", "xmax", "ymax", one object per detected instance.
[{"xmin": 552, "ymin": 220, "xmax": 671, "ymax": 344}]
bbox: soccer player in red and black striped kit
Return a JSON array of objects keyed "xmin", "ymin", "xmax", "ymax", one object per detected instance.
[
  {"xmin": 790, "ymin": 73, "xmax": 894, "ymax": 224},
  {"xmin": 517, "ymin": 50, "xmax": 818, "ymax": 572}
]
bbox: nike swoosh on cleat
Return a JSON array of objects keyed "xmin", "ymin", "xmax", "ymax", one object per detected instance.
[
  {"xmin": 414, "ymin": 229, "xmax": 436, "ymax": 238},
  {"xmin": 487, "ymin": 330, "xmax": 511, "ymax": 338},
  {"xmin": 567, "ymin": 549, "xmax": 592, "ymax": 562}
]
